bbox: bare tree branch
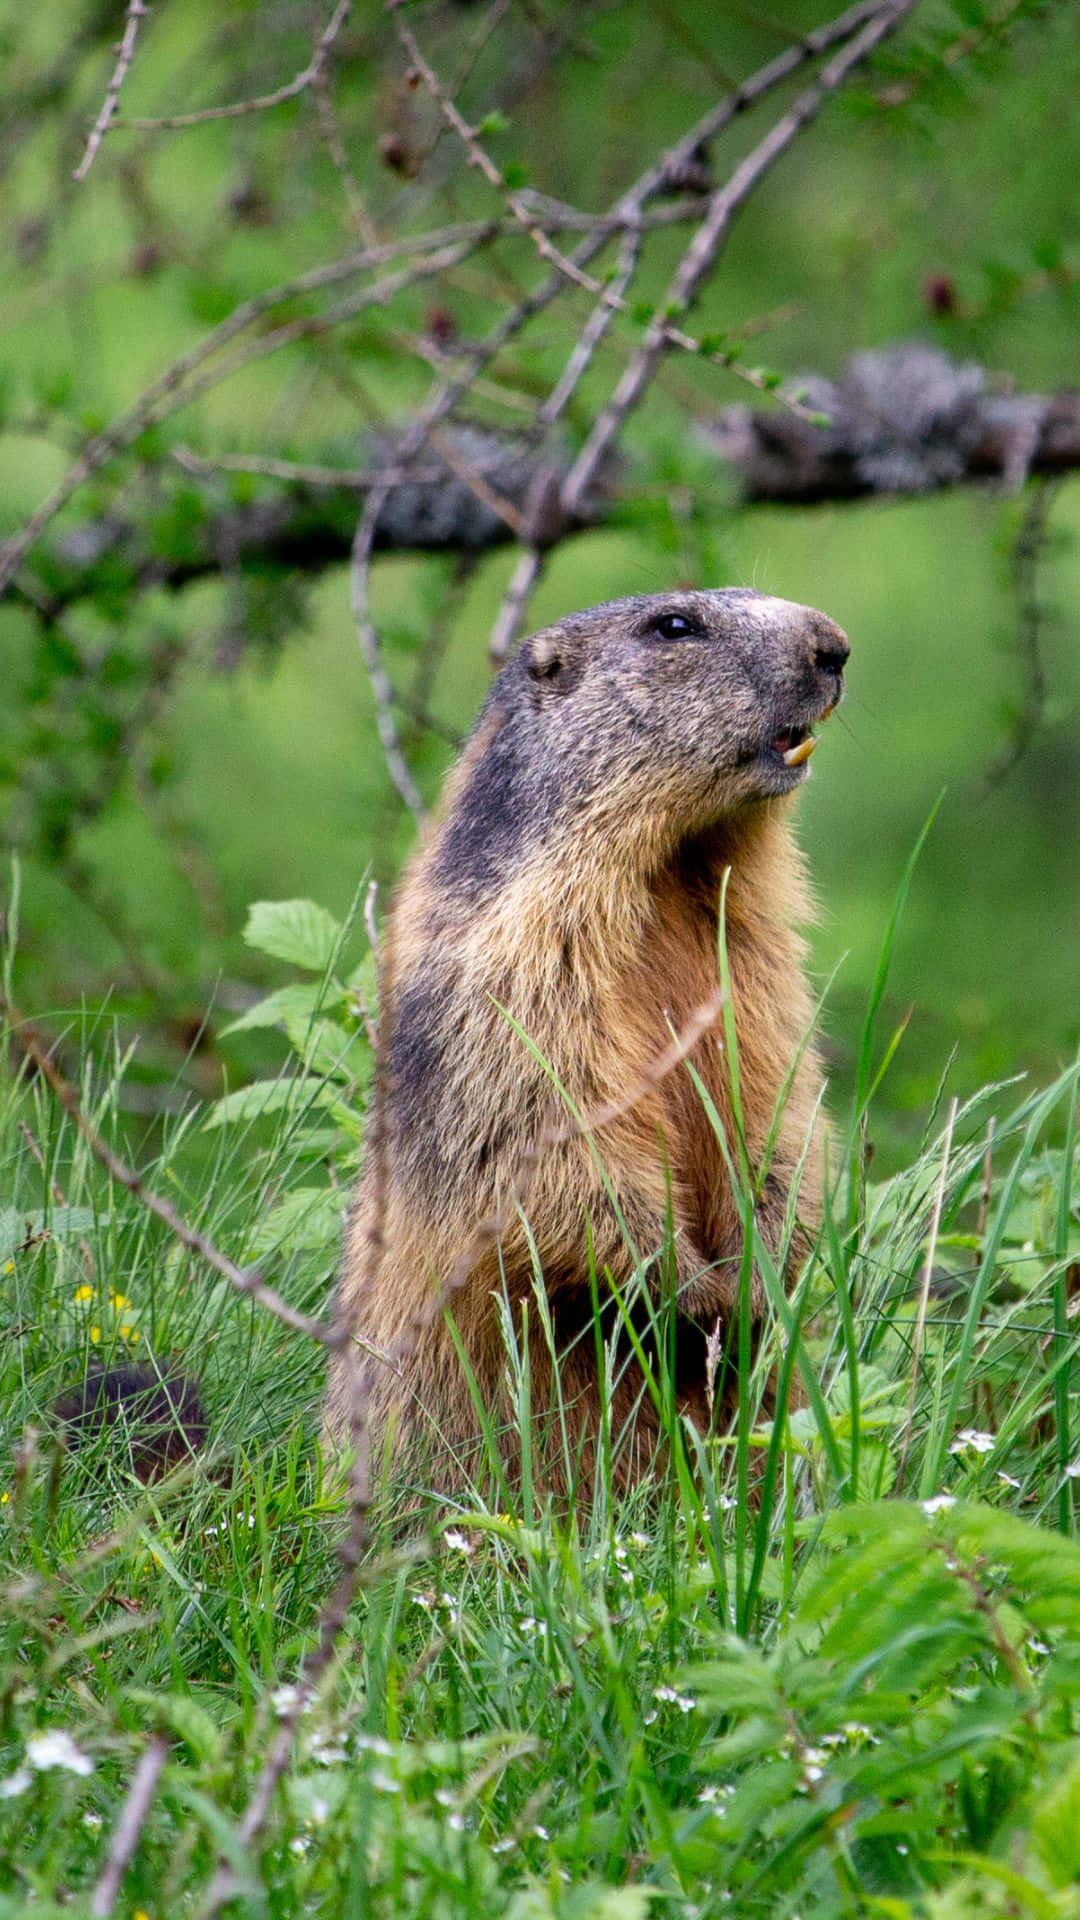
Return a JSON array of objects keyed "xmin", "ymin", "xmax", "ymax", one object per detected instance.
[
  {"xmin": 111, "ymin": 0, "xmax": 352, "ymax": 132},
  {"xmin": 703, "ymin": 346, "xmax": 1078, "ymax": 503},
  {"xmin": 73, "ymin": 0, "xmax": 152, "ymax": 183},
  {"xmin": 560, "ymin": 0, "xmax": 922, "ymax": 521},
  {"xmin": 980, "ymin": 477, "xmax": 1059, "ymax": 791},
  {"xmin": 90, "ymin": 1738, "xmax": 169, "ymax": 1917},
  {"xmin": 350, "ymin": 493, "xmax": 426, "ymax": 821}
]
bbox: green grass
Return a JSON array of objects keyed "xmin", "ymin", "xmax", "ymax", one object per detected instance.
[{"xmin": 1, "ymin": 888, "xmax": 1080, "ymax": 1918}]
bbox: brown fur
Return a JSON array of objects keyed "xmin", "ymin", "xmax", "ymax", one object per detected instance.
[{"xmin": 326, "ymin": 589, "xmax": 849, "ymax": 1497}]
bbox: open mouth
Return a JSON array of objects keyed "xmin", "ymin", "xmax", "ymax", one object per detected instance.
[{"xmin": 769, "ymin": 723, "xmax": 817, "ymax": 768}]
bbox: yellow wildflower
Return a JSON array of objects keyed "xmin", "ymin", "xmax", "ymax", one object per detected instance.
[
  {"xmin": 109, "ymin": 1292, "xmax": 130, "ymax": 1311},
  {"xmin": 121, "ymin": 1325, "xmax": 139, "ymax": 1343},
  {"xmin": 90, "ymin": 1325, "xmax": 101, "ymax": 1345},
  {"xmin": 74, "ymin": 1283, "xmax": 95, "ymax": 1303}
]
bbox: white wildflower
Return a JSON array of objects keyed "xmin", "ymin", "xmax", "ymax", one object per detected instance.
[
  {"xmin": 26, "ymin": 1731, "xmax": 94, "ymax": 1776},
  {"xmin": 370, "ymin": 1770, "xmax": 401, "ymax": 1794},
  {"xmin": 309, "ymin": 1741, "xmax": 347, "ymax": 1768},
  {"xmin": 532, "ymin": 1824, "xmax": 550, "ymax": 1841},
  {"xmin": 921, "ymin": 1494, "xmax": 956, "ymax": 1516},
  {"xmin": 353, "ymin": 1733, "xmax": 393, "ymax": 1756},
  {"xmin": 1065, "ymin": 1461, "xmax": 1080, "ymax": 1480},
  {"xmin": 949, "ymin": 1429, "xmax": 995, "ymax": 1456},
  {"xmin": 896, "ymin": 1844, "xmax": 909, "ymax": 1855},
  {"xmin": 491, "ymin": 1837, "xmax": 515, "ymax": 1855},
  {"xmin": 0, "ymin": 1768, "xmax": 31, "ymax": 1800},
  {"xmin": 443, "ymin": 1529, "xmax": 472, "ymax": 1554},
  {"xmin": 289, "ymin": 1836, "xmax": 310, "ymax": 1856},
  {"xmin": 309, "ymin": 1796, "xmax": 330, "ymax": 1825},
  {"xmin": 82, "ymin": 1810, "xmax": 104, "ymax": 1829},
  {"xmin": 653, "ymin": 1684, "xmax": 695, "ymax": 1713},
  {"xmin": 270, "ymin": 1684, "xmax": 312, "ymax": 1718},
  {"xmin": 997, "ymin": 1471, "xmax": 1021, "ymax": 1489}
]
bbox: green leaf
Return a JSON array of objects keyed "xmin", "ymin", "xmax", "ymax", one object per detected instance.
[
  {"xmin": 126, "ymin": 1687, "xmax": 224, "ymax": 1764},
  {"xmin": 243, "ymin": 899, "xmax": 342, "ymax": 972},
  {"xmin": 204, "ymin": 1077, "xmax": 343, "ymax": 1130},
  {"xmin": 0, "ymin": 1206, "xmax": 103, "ymax": 1262},
  {"xmin": 222, "ymin": 982, "xmax": 329, "ymax": 1036},
  {"xmin": 248, "ymin": 1186, "xmax": 346, "ymax": 1258}
]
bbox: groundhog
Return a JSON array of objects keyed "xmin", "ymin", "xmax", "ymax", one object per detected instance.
[{"xmin": 326, "ymin": 588, "xmax": 849, "ymax": 1497}]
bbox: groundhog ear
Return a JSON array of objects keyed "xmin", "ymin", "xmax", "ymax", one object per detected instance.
[{"xmin": 524, "ymin": 629, "xmax": 576, "ymax": 692}]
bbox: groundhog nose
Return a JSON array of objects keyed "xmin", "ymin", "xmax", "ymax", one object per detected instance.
[{"xmin": 808, "ymin": 613, "xmax": 850, "ymax": 677}]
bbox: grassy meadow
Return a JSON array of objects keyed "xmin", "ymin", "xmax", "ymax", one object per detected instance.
[{"xmin": 2, "ymin": 892, "xmax": 1080, "ymax": 1917}]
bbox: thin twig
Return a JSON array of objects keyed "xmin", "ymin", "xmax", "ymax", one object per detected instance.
[
  {"xmin": 73, "ymin": 0, "xmax": 151, "ymax": 183},
  {"xmin": 390, "ymin": 2, "xmax": 610, "ymax": 302},
  {"xmin": 90, "ymin": 1737, "xmax": 169, "ymax": 1916},
  {"xmin": 389, "ymin": 3, "xmax": 837, "ymax": 417},
  {"xmin": 485, "ymin": 223, "xmax": 644, "ymax": 664},
  {"xmin": 979, "ymin": 478, "xmax": 1057, "ymax": 792},
  {"xmin": 488, "ymin": 547, "xmax": 545, "ymax": 667},
  {"xmin": 560, "ymin": 0, "xmax": 920, "ymax": 520},
  {"xmin": 350, "ymin": 507, "xmax": 426, "ymax": 820},
  {"xmin": 2, "ymin": 1000, "xmax": 333, "ymax": 1349},
  {"xmin": 311, "ymin": 61, "xmax": 379, "ymax": 247},
  {"xmin": 0, "ymin": 235, "xmax": 486, "ymax": 594},
  {"xmin": 429, "ymin": 427, "xmax": 527, "ymax": 538},
  {"xmin": 113, "ymin": 0, "xmax": 351, "ymax": 130},
  {"xmin": 172, "ymin": 446, "xmax": 449, "ymax": 490}
]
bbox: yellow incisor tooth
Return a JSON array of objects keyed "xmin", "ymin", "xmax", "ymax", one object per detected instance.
[{"xmin": 783, "ymin": 735, "xmax": 817, "ymax": 768}]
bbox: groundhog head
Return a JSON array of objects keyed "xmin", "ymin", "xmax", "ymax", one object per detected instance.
[
  {"xmin": 435, "ymin": 589, "xmax": 849, "ymax": 895},
  {"xmin": 517, "ymin": 587, "xmax": 848, "ymax": 817}
]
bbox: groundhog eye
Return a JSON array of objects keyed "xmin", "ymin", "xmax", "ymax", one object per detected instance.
[{"xmin": 650, "ymin": 611, "xmax": 702, "ymax": 641}]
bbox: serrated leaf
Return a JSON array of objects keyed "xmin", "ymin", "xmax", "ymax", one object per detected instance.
[
  {"xmin": 204, "ymin": 1077, "xmax": 342, "ymax": 1131},
  {"xmin": 248, "ymin": 1186, "xmax": 346, "ymax": 1258},
  {"xmin": 243, "ymin": 899, "xmax": 342, "ymax": 972},
  {"xmin": 1032, "ymin": 1746, "xmax": 1080, "ymax": 1886},
  {"xmin": 126, "ymin": 1687, "xmax": 223, "ymax": 1763},
  {"xmin": 222, "ymin": 983, "xmax": 330, "ymax": 1036}
]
